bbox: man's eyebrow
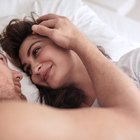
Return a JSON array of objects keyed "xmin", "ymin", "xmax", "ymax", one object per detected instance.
[
  {"xmin": 0, "ymin": 52, "xmax": 7, "ymax": 62},
  {"xmin": 27, "ymin": 40, "xmax": 42, "ymax": 57}
]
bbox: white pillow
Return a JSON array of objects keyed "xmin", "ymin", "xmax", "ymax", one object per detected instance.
[
  {"xmin": 0, "ymin": 0, "xmax": 138, "ymax": 102},
  {"xmin": 0, "ymin": 0, "xmax": 139, "ymax": 59}
]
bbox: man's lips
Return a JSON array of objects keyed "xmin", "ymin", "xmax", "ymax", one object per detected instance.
[
  {"xmin": 15, "ymin": 83, "xmax": 21, "ymax": 92},
  {"xmin": 15, "ymin": 83, "xmax": 21, "ymax": 88},
  {"xmin": 14, "ymin": 83, "xmax": 27, "ymax": 100},
  {"xmin": 44, "ymin": 65, "xmax": 53, "ymax": 82}
]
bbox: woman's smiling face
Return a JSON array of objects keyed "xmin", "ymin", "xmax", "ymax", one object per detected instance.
[{"xmin": 19, "ymin": 35, "xmax": 75, "ymax": 89}]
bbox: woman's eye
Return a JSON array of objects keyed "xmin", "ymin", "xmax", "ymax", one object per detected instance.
[{"xmin": 32, "ymin": 47, "xmax": 40, "ymax": 58}]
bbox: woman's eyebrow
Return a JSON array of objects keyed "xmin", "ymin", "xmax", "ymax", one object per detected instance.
[{"xmin": 27, "ymin": 40, "xmax": 42, "ymax": 57}]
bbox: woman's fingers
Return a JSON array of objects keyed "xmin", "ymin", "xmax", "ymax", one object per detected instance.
[
  {"xmin": 32, "ymin": 24, "xmax": 66, "ymax": 48},
  {"xmin": 32, "ymin": 19, "xmax": 56, "ymax": 35},
  {"xmin": 37, "ymin": 13, "xmax": 61, "ymax": 23},
  {"xmin": 34, "ymin": 13, "xmax": 83, "ymax": 50},
  {"xmin": 32, "ymin": 24, "xmax": 53, "ymax": 37},
  {"xmin": 32, "ymin": 19, "xmax": 57, "ymax": 36},
  {"xmin": 39, "ymin": 19, "xmax": 56, "ymax": 28}
]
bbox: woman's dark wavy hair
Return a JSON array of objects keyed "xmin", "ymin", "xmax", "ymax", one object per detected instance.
[{"xmin": 0, "ymin": 16, "xmax": 85, "ymax": 108}]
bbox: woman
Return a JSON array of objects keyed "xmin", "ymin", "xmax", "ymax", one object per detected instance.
[
  {"xmin": 0, "ymin": 50, "xmax": 26, "ymax": 101},
  {"xmin": 0, "ymin": 15, "xmax": 110, "ymax": 108}
]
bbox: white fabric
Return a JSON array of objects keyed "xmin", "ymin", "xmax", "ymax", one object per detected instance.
[
  {"xmin": 1, "ymin": 0, "xmax": 139, "ymax": 61},
  {"xmin": 0, "ymin": 0, "xmax": 139, "ymax": 102},
  {"xmin": 84, "ymin": 0, "xmax": 140, "ymax": 44},
  {"xmin": 117, "ymin": 46, "xmax": 140, "ymax": 89},
  {"xmin": 92, "ymin": 99, "xmax": 99, "ymax": 107}
]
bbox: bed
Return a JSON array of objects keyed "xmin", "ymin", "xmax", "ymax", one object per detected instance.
[{"xmin": 0, "ymin": 0, "xmax": 140, "ymax": 102}]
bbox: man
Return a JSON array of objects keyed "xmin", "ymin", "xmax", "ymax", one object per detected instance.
[{"xmin": 0, "ymin": 50, "xmax": 26, "ymax": 100}]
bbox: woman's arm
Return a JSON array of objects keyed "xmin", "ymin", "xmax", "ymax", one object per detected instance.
[{"xmin": 73, "ymin": 36, "xmax": 140, "ymax": 108}]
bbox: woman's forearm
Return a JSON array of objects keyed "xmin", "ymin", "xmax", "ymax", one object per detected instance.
[{"xmin": 73, "ymin": 37, "xmax": 140, "ymax": 108}]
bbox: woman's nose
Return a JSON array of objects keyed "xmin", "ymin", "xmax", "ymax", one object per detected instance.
[
  {"xmin": 32, "ymin": 64, "xmax": 42, "ymax": 75},
  {"xmin": 12, "ymin": 70, "xmax": 23, "ymax": 81}
]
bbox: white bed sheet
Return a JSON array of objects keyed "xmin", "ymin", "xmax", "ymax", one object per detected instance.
[{"xmin": 84, "ymin": 0, "xmax": 140, "ymax": 43}]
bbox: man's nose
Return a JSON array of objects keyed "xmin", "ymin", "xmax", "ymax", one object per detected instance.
[{"xmin": 12, "ymin": 70, "xmax": 23, "ymax": 81}]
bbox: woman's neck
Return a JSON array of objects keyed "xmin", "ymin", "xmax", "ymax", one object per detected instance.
[{"xmin": 77, "ymin": 75, "xmax": 96, "ymax": 106}]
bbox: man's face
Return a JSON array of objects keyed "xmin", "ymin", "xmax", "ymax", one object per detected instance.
[{"xmin": 0, "ymin": 52, "xmax": 26, "ymax": 101}]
